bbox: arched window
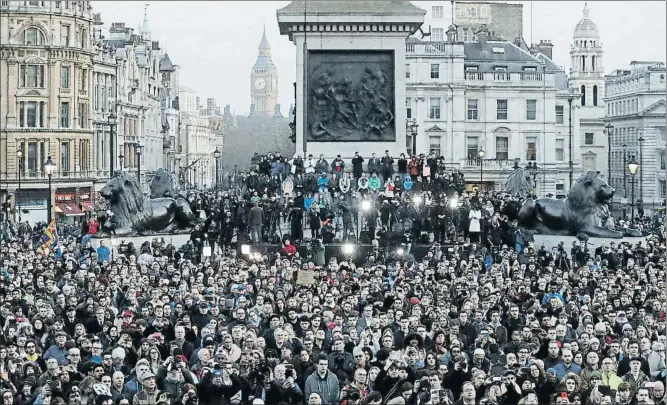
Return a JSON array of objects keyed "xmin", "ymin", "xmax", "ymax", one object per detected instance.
[
  {"xmin": 584, "ymin": 40, "xmax": 587, "ymax": 48},
  {"xmin": 593, "ymin": 85, "xmax": 598, "ymax": 106},
  {"xmin": 581, "ymin": 85, "xmax": 586, "ymax": 106},
  {"xmin": 581, "ymin": 56, "xmax": 586, "ymax": 71},
  {"xmin": 24, "ymin": 27, "xmax": 45, "ymax": 46},
  {"xmin": 591, "ymin": 56, "xmax": 596, "ymax": 71}
]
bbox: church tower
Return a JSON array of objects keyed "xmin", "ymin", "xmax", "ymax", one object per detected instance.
[
  {"xmin": 250, "ymin": 27, "xmax": 278, "ymax": 117},
  {"xmin": 569, "ymin": 2, "xmax": 607, "ymax": 180},
  {"xmin": 569, "ymin": 2, "xmax": 604, "ymax": 108}
]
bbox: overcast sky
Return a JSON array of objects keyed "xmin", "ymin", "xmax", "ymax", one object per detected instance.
[{"xmin": 92, "ymin": 1, "xmax": 666, "ymax": 115}]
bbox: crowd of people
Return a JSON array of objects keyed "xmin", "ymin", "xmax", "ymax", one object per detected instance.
[{"xmin": 0, "ymin": 150, "xmax": 665, "ymax": 405}]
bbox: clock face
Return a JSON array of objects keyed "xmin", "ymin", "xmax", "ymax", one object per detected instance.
[{"xmin": 254, "ymin": 78, "xmax": 266, "ymax": 90}]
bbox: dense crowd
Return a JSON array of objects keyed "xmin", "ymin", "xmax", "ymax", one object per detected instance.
[{"xmin": 0, "ymin": 150, "xmax": 665, "ymax": 405}]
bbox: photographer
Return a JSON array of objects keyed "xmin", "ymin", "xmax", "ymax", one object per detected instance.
[
  {"xmin": 328, "ymin": 338, "xmax": 356, "ymax": 382},
  {"xmin": 196, "ymin": 365, "xmax": 244, "ymax": 405},
  {"xmin": 341, "ymin": 368, "xmax": 370, "ymax": 405},
  {"xmin": 262, "ymin": 364, "xmax": 304, "ymax": 404}
]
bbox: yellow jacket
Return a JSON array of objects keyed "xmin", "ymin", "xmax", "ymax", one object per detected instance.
[{"xmin": 600, "ymin": 371, "xmax": 623, "ymax": 391}]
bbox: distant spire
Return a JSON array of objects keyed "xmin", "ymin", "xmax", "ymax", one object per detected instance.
[
  {"xmin": 582, "ymin": 2, "xmax": 590, "ymax": 19},
  {"xmin": 258, "ymin": 25, "xmax": 270, "ymax": 51},
  {"xmin": 141, "ymin": 3, "xmax": 151, "ymax": 39}
]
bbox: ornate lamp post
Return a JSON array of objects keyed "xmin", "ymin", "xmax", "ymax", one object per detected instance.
[
  {"xmin": 407, "ymin": 121, "xmax": 419, "ymax": 156},
  {"xmin": 568, "ymin": 96, "xmax": 574, "ymax": 189},
  {"xmin": 527, "ymin": 161, "xmax": 539, "ymax": 196},
  {"xmin": 604, "ymin": 122, "xmax": 614, "ymax": 185},
  {"xmin": 108, "ymin": 112, "xmax": 117, "ymax": 178},
  {"xmin": 44, "ymin": 156, "xmax": 56, "ymax": 223},
  {"xmin": 16, "ymin": 149, "xmax": 23, "ymax": 194},
  {"xmin": 118, "ymin": 153, "xmax": 124, "ymax": 171},
  {"xmin": 478, "ymin": 149, "xmax": 485, "ymax": 190},
  {"xmin": 213, "ymin": 147, "xmax": 221, "ymax": 190},
  {"xmin": 135, "ymin": 143, "xmax": 143, "ymax": 183},
  {"xmin": 621, "ymin": 143, "xmax": 627, "ymax": 198},
  {"xmin": 628, "ymin": 155, "xmax": 639, "ymax": 220},
  {"xmin": 638, "ymin": 134, "xmax": 645, "ymax": 202}
]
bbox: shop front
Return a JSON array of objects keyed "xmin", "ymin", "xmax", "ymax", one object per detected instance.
[{"xmin": 15, "ymin": 189, "xmax": 49, "ymax": 226}]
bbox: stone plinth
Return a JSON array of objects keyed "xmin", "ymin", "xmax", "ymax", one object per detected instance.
[{"xmin": 277, "ymin": 0, "xmax": 425, "ymax": 159}]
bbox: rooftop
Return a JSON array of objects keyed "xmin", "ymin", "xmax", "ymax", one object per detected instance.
[{"xmin": 276, "ymin": 0, "xmax": 425, "ymax": 16}]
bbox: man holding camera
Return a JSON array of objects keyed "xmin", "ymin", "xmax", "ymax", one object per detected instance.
[
  {"xmin": 341, "ymin": 368, "xmax": 370, "ymax": 405},
  {"xmin": 261, "ymin": 364, "xmax": 303, "ymax": 404}
]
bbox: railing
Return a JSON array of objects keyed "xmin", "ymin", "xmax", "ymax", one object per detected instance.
[
  {"xmin": 463, "ymin": 159, "xmax": 519, "ymax": 170},
  {"xmin": 464, "ymin": 72, "xmax": 546, "ymax": 84},
  {"xmin": 465, "ymin": 72, "xmax": 484, "ymax": 81},
  {"xmin": 3, "ymin": 170, "xmax": 99, "ymax": 181},
  {"xmin": 405, "ymin": 42, "xmax": 458, "ymax": 56}
]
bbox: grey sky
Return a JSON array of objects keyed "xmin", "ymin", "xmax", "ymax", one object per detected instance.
[{"xmin": 92, "ymin": 1, "xmax": 666, "ymax": 115}]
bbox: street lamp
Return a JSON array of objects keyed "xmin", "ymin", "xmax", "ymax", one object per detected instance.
[
  {"xmin": 16, "ymin": 149, "xmax": 23, "ymax": 194},
  {"xmin": 213, "ymin": 147, "xmax": 221, "ymax": 190},
  {"xmin": 527, "ymin": 161, "xmax": 539, "ymax": 196},
  {"xmin": 628, "ymin": 155, "xmax": 639, "ymax": 220},
  {"xmin": 44, "ymin": 156, "xmax": 56, "ymax": 223},
  {"xmin": 621, "ymin": 143, "xmax": 628, "ymax": 198},
  {"xmin": 193, "ymin": 167, "xmax": 198, "ymax": 188},
  {"xmin": 107, "ymin": 111, "xmax": 117, "ymax": 178},
  {"xmin": 407, "ymin": 121, "xmax": 418, "ymax": 156},
  {"xmin": 135, "ymin": 143, "xmax": 143, "ymax": 183},
  {"xmin": 118, "ymin": 153, "xmax": 124, "ymax": 171},
  {"xmin": 567, "ymin": 96, "xmax": 574, "ymax": 189},
  {"xmin": 604, "ymin": 122, "xmax": 614, "ymax": 186},
  {"xmin": 478, "ymin": 149, "xmax": 485, "ymax": 191}
]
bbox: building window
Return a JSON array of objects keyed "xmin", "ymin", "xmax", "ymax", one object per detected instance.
[
  {"xmin": 61, "ymin": 24, "xmax": 70, "ymax": 47},
  {"xmin": 660, "ymin": 180, "xmax": 666, "ymax": 199},
  {"xmin": 79, "ymin": 102, "xmax": 87, "ymax": 128},
  {"xmin": 19, "ymin": 64, "xmax": 45, "ymax": 88},
  {"xmin": 60, "ymin": 102, "xmax": 70, "ymax": 127},
  {"xmin": 592, "ymin": 85, "xmax": 598, "ymax": 106},
  {"xmin": 93, "ymin": 84, "xmax": 98, "ymax": 110},
  {"xmin": 61, "ymin": 141, "xmax": 70, "ymax": 175},
  {"xmin": 432, "ymin": 28, "xmax": 444, "ymax": 41},
  {"xmin": 581, "ymin": 55, "xmax": 586, "ymax": 71},
  {"xmin": 80, "ymin": 68, "xmax": 87, "ymax": 90},
  {"xmin": 406, "ymin": 97, "xmax": 412, "ymax": 119},
  {"xmin": 555, "ymin": 105, "xmax": 564, "ymax": 124},
  {"xmin": 405, "ymin": 64, "xmax": 410, "ymax": 79},
  {"xmin": 585, "ymin": 132, "xmax": 594, "ymax": 145},
  {"xmin": 496, "ymin": 99, "xmax": 508, "ymax": 120},
  {"xmin": 467, "ymin": 99, "xmax": 478, "ymax": 120},
  {"xmin": 432, "ymin": 5, "xmax": 444, "ymax": 18},
  {"xmin": 526, "ymin": 137, "xmax": 537, "ymax": 160},
  {"xmin": 24, "ymin": 27, "xmax": 45, "ymax": 45},
  {"xmin": 467, "ymin": 136, "xmax": 479, "ymax": 159},
  {"xmin": 555, "ymin": 139, "xmax": 564, "ymax": 161},
  {"xmin": 581, "ymin": 85, "xmax": 586, "ymax": 106},
  {"xmin": 468, "ymin": 7, "xmax": 477, "ymax": 17},
  {"xmin": 429, "ymin": 97, "xmax": 441, "ymax": 119},
  {"xmin": 495, "ymin": 136, "xmax": 509, "ymax": 160},
  {"xmin": 19, "ymin": 101, "xmax": 38, "ymax": 128},
  {"xmin": 591, "ymin": 56, "xmax": 596, "ymax": 71},
  {"xmin": 430, "ymin": 64, "xmax": 440, "ymax": 79},
  {"xmin": 61, "ymin": 66, "xmax": 70, "ymax": 88},
  {"xmin": 526, "ymin": 100, "xmax": 537, "ymax": 120},
  {"xmin": 429, "ymin": 135, "xmax": 441, "ymax": 156},
  {"xmin": 27, "ymin": 142, "xmax": 38, "ymax": 175},
  {"xmin": 39, "ymin": 102, "xmax": 45, "ymax": 127},
  {"xmin": 660, "ymin": 150, "xmax": 666, "ymax": 170}
]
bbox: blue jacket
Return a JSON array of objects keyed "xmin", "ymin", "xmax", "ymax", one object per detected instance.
[
  {"xmin": 43, "ymin": 345, "xmax": 69, "ymax": 365},
  {"xmin": 403, "ymin": 179, "xmax": 413, "ymax": 190},
  {"xmin": 553, "ymin": 361, "xmax": 581, "ymax": 381}
]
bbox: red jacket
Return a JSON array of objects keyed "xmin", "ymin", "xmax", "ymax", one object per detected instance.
[{"xmin": 282, "ymin": 244, "xmax": 297, "ymax": 256}]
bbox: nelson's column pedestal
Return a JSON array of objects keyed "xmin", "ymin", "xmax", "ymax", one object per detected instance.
[{"xmin": 277, "ymin": 0, "xmax": 425, "ymax": 159}]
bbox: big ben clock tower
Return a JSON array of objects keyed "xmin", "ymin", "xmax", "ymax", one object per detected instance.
[{"xmin": 250, "ymin": 27, "xmax": 278, "ymax": 117}]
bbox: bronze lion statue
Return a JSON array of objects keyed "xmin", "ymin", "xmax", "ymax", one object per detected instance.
[
  {"xmin": 517, "ymin": 171, "xmax": 622, "ymax": 238},
  {"xmin": 98, "ymin": 171, "xmax": 196, "ymax": 236},
  {"xmin": 149, "ymin": 168, "xmax": 182, "ymax": 199},
  {"xmin": 504, "ymin": 168, "xmax": 534, "ymax": 198}
]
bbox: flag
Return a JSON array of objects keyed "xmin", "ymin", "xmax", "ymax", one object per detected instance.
[{"xmin": 35, "ymin": 219, "xmax": 57, "ymax": 255}]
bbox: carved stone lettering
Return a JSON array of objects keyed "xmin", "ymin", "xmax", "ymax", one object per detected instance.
[{"xmin": 307, "ymin": 51, "xmax": 395, "ymax": 142}]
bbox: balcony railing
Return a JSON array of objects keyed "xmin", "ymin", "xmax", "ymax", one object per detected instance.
[
  {"xmin": 463, "ymin": 158, "xmax": 519, "ymax": 170},
  {"xmin": 464, "ymin": 72, "xmax": 548, "ymax": 86},
  {"xmin": 4, "ymin": 170, "xmax": 99, "ymax": 181}
]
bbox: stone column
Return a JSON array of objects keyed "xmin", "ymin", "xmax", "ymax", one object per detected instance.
[
  {"xmin": 49, "ymin": 60, "xmax": 58, "ymax": 126},
  {"xmin": 6, "ymin": 60, "xmax": 18, "ymax": 123}
]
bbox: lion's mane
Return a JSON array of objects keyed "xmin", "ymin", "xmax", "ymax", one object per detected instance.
[{"xmin": 102, "ymin": 171, "xmax": 151, "ymax": 228}]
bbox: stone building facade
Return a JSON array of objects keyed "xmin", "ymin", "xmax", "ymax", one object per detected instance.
[
  {"xmin": 605, "ymin": 62, "xmax": 666, "ymax": 212},
  {"xmin": 1, "ymin": 0, "xmax": 97, "ymax": 224}
]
